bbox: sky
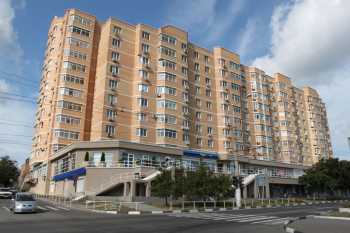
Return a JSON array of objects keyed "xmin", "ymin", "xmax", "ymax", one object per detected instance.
[{"xmin": 0, "ymin": 0, "xmax": 349, "ymax": 164}]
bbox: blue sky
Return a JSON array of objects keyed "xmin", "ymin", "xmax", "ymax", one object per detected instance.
[{"xmin": 0, "ymin": 0, "xmax": 349, "ymax": 163}]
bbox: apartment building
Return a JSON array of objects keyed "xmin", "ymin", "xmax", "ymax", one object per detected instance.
[{"xmin": 27, "ymin": 9, "xmax": 332, "ymax": 197}]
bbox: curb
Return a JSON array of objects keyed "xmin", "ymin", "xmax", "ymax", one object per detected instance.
[
  {"xmin": 91, "ymin": 210, "xmax": 118, "ymax": 214},
  {"xmin": 151, "ymin": 210, "xmax": 164, "ymax": 214},
  {"xmin": 204, "ymin": 209, "xmax": 213, "ymax": 212},
  {"xmin": 312, "ymin": 215, "xmax": 350, "ymax": 221},
  {"xmin": 284, "ymin": 216, "xmax": 307, "ymax": 233}
]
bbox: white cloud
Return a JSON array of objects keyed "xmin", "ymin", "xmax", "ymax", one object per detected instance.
[
  {"xmin": 0, "ymin": 0, "xmax": 34, "ymax": 164},
  {"xmin": 252, "ymin": 0, "xmax": 350, "ymax": 159},
  {"xmin": 236, "ymin": 18, "xmax": 258, "ymax": 57},
  {"xmin": 166, "ymin": 0, "xmax": 245, "ymax": 46}
]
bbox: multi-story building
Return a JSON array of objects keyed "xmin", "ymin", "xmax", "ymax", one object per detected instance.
[{"xmin": 27, "ymin": 9, "xmax": 332, "ymax": 198}]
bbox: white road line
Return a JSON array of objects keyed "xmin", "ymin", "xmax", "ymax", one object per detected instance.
[
  {"xmin": 238, "ymin": 216, "xmax": 277, "ymax": 223},
  {"xmin": 226, "ymin": 216, "xmax": 268, "ymax": 222},
  {"xmin": 45, "ymin": 205, "xmax": 59, "ymax": 211},
  {"xmin": 56, "ymin": 206, "xmax": 70, "ymax": 211},
  {"xmin": 2, "ymin": 206, "xmax": 10, "ymax": 212},
  {"xmin": 37, "ymin": 206, "xmax": 48, "ymax": 210},
  {"xmin": 266, "ymin": 219, "xmax": 290, "ymax": 225},
  {"xmin": 251, "ymin": 217, "xmax": 290, "ymax": 224}
]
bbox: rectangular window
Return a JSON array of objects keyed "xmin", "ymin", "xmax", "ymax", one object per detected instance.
[
  {"xmin": 157, "ymin": 72, "xmax": 176, "ymax": 82},
  {"xmin": 139, "ymin": 70, "xmax": 149, "ymax": 79},
  {"xmin": 112, "ymin": 26, "xmax": 122, "ymax": 34},
  {"xmin": 69, "ymin": 26, "xmax": 90, "ymax": 37},
  {"xmin": 156, "ymin": 86, "xmax": 176, "ymax": 95},
  {"xmin": 159, "ymin": 59, "xmax": 176, "ymax": 69},
  {"xmin": 111, "ymin": 51, "xmax": 120, "ymax": 61},
  {"xmin": 194, "ymin": 63, "xmax": 200, "ymax": 71},
  {"xmin": 157, "ymin": 100, "xmax": 176, "ymax": 110},
  {"xmin": 63, "ymin": 61, "xmax": 86, "ymax": 72},
  {"xmin": 181, "ymin": 67, "xmax": 188, "ymax": 76},
  {"xmin": 139, "ymin": 56, "xmax": 149, "ymax": 65},
  {"xmin": 142, "ymin": 43, "xmax": 150, "ymax": 53},
  {"xmin": 138, "ymin": 98, "xmax": 148, "ymax": 107},
  {"xmin": 157, "ymin": 129, "xmax": 177, "ymax": 138},
  {"xmin": 59, "ymin": 87, "xmax": 82, "ymax": 98},
  {"xmin": 54, "ymin": 129, "xmax": 79, "ymax": 140},
  {"xmin": 64, "ymin": 49, "xmax": 87, "ymax": 60},
  {"xmin": 57, "ymin": 100, "xmax": 82, "ymax": 112},
  {"xmin": 56, "ymin": 114, "xmax": 80, "ymax": 125},
  {"xmin": 137, "ymin": 113, "xmax": 147, "ymax": 121},
  {"xmin": 109, "ymin": 79, "xmax": 118, "ymax": 89},
  {"xmin": 181, "ymin": 55, "xmax": 187, "ymax": 63},
  {"xmin": 160, "ymin": 46, "xmax": 176, "ymax": 57},
  {"xmin": 106, "ymin": 109, "xmax": 117, "ymax": 120},
  {"xmin": 142, "ymin": 31, "xmax": 150, "ymax": 40},
  {"xmin": 136, "ymin": 128, "xmax": 148, "ymax": 137},
  {"xmin": 69, "ymin": 15, "xmax": 92, "ymax": 27},
  {"xmin": 138, "ymin": 84, "xmax": 149, "ymax": 93},
  {"xmin": 112, "ymin": 38, "xmax": 121, "ymax": 48},
  {"xmin": 61, "ymin": 74, "xmax": 84, "ymax": 85},
  {"xmin": 110, "ymin": 65, "xmax": 119, "ymax": 75},
  {"xmin": 105, "ymin": 125, "xmax": 115, "ymax": 136},
  {"xmin": 155, "ymin": 114, "xmax": 177, "ymax": 124},
  {"xmin": 66, "ymin": 37, "xmax": 89, "ymax": 48},
  {"xmin": 107, "ymin": 94, "xmax": 117, "ymax": 105},
  {"xmin": 160, "ymin": 34, "xmax": 176, "ymax": 44},
  {"xmin": 208, "ymin": 139, "xmax": 214, "ymax": 148}
]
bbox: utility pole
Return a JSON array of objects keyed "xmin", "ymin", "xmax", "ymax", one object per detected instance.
[{"xmin": 170, "ymin": 165, "xmax": 175, "ymax": 210}]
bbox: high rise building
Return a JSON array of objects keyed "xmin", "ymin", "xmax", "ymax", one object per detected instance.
[
  {"xmin": 31, "ymin": 8, "xmax": 332, "ymax": 167},
  {"xmin": 27, "ymin": 9, "xmax": 333, "ymax": 196}
]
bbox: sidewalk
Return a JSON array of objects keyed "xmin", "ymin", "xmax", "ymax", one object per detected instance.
[{"xmin": 290, "ymin": 217, "xmax": 350, "ymax": 233}]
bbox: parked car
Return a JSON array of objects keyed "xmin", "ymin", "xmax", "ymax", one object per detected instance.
[
  {"xmin": 11, "ymin": 193, "xmax": 37, "ymax": 213},
  {"xmin": 0, "ymin": 188, "xmax": 12, "ymax": 199}
]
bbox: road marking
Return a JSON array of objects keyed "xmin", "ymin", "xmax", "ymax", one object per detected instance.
[
  {"xmin": 37, "ymin": 206, "xmax": 48, "ymax": 210},
  {"xmin": 45, "ymin": 205, "xmax": 59, "ymax": 211},
  {"xmin": 251, "ymin": 217, "xmax": 290, "ymax": 224},
  {"xmin": 2, "ymin": 206, "xmax": 10, "ymax": 212},
  {"xmin": 56, "ymin": 206, "xmax": 70, "ymax": 211},
  {"xmin": 266, "ymin": 219, "xmax": 290, "ymax": 225},
  {"xmin": 238, "ymin": 216, "xmax": 276, "ymax": 223}
]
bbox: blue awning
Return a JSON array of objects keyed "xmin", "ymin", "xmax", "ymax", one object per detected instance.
[
  {"xmin": 52, "ymin": 167, "xmax": 86, "ymax": 182},
  {"xmin": 183, "ymin": 150, "xmax": 219, "ymax": 160}
]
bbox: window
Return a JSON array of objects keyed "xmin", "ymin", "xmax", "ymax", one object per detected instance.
[
  {"xmin": 207, "ymin": 139, "xmax": 214, "ymax": 148},
  {"xmin": 205, "ymin": 66, "xmax": 210, "ymax": 74},
  {"xmin": 64, "ymin": 49, "xmax": 87, "ymax": 60},
  {"xmin": 196, "ymin": 98, "xmax": 201, "ymax": 107},
  {"xmin": 160, "ymin": 34, "xmax": 176, "ymax": 44},
  {"xmin": 197, "ymin": 138, "xmax": 202, "ymax": 146},
  {"xmin": 142, "ymin": 31, "xmax": 150, "ymax": 40},
  {"xmin": 183, "ymin": 131, "xmax": 190, "ymax": 143},
  {"xmin": 109, "ymin": 79, "xmax": 118, "ymax": 89},
  {"xmin": 158, "ymin": 72, "xmax": 176, "ymax": 82},
  {"xmin": 195, "ymin": 74, "xmax": 200, "ymax": 82},
  {"xmin": 136, "ymin": 113, "xmax": 147, "ymax": 122},
  {"xmin": 196, "ymin": 112, "xmax": 201, "ymax": 120},
  {"xmin": 56, "ymin": 114, "xmax": 80, "ymax": 125},
  {"xmin": 159, "ymin": 59, "xmax": 176, "ymax": 69},
  {"xmin": 224, "ymin": 141, "xmax": 231, "ymax": 149},
  {"xmin": 139, "ymin": 56, "xmax": 149, "ymax": 65},
  {"xmin": 110, "ymin": 65, "xmax": 119, "ymax": 75},
  {"xmin": 61, "ymin": 74, "xmax": 84, "ymax": 85},
  {"xmin": 220, "ymin": 80, "xmax": 227, "ymax": 87},
  {"xmin": 195, "ymin": 124, "xmax": 202, "ymax": 134},
  {"xmin": 194, "ymin": 51, "xmax": 199, "ymax": 59},
  {"xmin": 69, "ymin": 26, "xmax": 90, "ymax": 37},
  {"xmin": 156, "ymin": 86, "xmax": 176, "ymax": 95},
  {"xmin": 63, "ymin": 61, "xmax": 86, "ymax": 72},
  {"xmin": 112, "ymin": 38, "xmax": 121, "ymax": 48},
  {"xmin": 157, "ymin": 129, "xmax": 177, "ymax": 138},
  {"xmin": 181, "ymin": 67, "xmax": 188, "ymax": 76},
  {"xmin": 204, "ymin": 55, "xmax": 209, "ymax": 64},
  {"xmin": 232, "ymin": 83, "xmax": 240, "ymax": 91},
  {"xmin": 136, "ymin": 128, "xmax": 148, "ymax": 137},
  {"xmin": 195, "ymin": 86, "xmax": 200, "ymax": 95},
  {"xmin": 206, "ymin": 89, "xmax": 212, "ymax": 97},
  {"xmin": 66, "ymin": 37, "xmax": 89, "ymax": 48},
  {"xmin": 181, "ymin": 55, "xmax": 187, "ymax": 63},
  {"xmin": 206, "ymin": 101, "xmax": 212, "ymax": 109},
  {"xmin": 183, "ymin": 120, "xmax": 189, "ymax": 128},
  {"xmin": 157, "ymin": 100, "xmax": 176, "ymax": 110},
  {"xmin": 54, "ymin": 129, "xmax": 79, "ymax": 140},
  {"xmin": 138, "ymin": 98, "xmax": 148, "ymax": 107},
  {"xmin": 59, "ymin": 87, "xmax": 81, "ymax": 97},
  {"xmin": 112, "ymin": 26, "xmax": 122, "ymax": 34},
  {"xmin": 105, "ymin": 125, "xmax": 115, "ymax": 136},
  {"xmin": 183, "ymin": 92, "xmax": 189, "ymax": 101},
  {"xmin": 182, "ymin": 106, "xmax": 189, "ymax": 114},
  {"xmin": 194, "ymin": 63, "xmax": 200, "ymax": 71},
  {"xmin": 182, "ymin": 80, "xmax": 189, "ymax": 88},
  {"xmin": 139, "ymin": 70, "xmax": 149, "ymax": 79},
  {"xmin": 107, "ymin": 94, "xmax": 117, "ymax": 105},
  {"xmin": 181, "ymin": 43, "xmax": 187, "ymax": 49},
  {"xmin": 155, "ymin": 114, "xmax": 177, "ymax": 124},
  {"xmin": 207, "ymin": 127, "xmax": 213, "ymax": 135},
  {"xmin": 106, "ymin": 109, "xmax": 117, "ymax": 119},
  {"xmin": 207, "ymin": 114, "xmax": 213, "ymax": 121},
  {"xmin": 57, "ymin": 100, "xmax": 82, "ymax": 112},
  {"xmin": 111, "ymin": 51, "xmax": 119, "ymax": 61},
  {"xmin": 142, "ymin": 43, "xmax": 150, "ymax": 53},
  {"xmin": 160, "ymin": 46, "xmax": 176, "ymax": 57},
  {"xmin": 138, "ymin": 84, "xmax": 149, "ymax": 93},
  {"xmin": 69, "ymin": 15, "xmax": 92, "ymax": 27}
]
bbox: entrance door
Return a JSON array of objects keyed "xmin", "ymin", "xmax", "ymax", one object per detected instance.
[{"xmin": 76, "ymin": 177, "xmax": 85, "ymax": 194}]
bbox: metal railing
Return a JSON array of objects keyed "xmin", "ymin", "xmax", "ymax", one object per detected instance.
[
  {"xmin": 33, "ymin": 193, "xmax": 73, "ymax": 208},
  {"xmin": 85, "ymin": 200, "xmax": 143, "ymax": 212}
]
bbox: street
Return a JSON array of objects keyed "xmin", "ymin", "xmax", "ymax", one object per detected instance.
[{"xmin": 0, "ymin": 198, "xmax": 343, "ymax": 233}]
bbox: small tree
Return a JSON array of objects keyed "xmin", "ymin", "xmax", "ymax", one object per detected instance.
[
  {"xmin": 0, "ymin": 156, "xmax": 20, "ymax": 187},
  {"xmin": 151, "ymin": 170, "xmax": 174, "ymax": 206},
  {"xmin": 84, "ymin": 152, "xmax": 90, "ymax": 162}
]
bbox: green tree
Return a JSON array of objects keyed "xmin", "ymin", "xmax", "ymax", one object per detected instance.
[
  {"xmin": 151, "ymin": 170, "xmax": 174, "ymax": 206},
  {"xmin": 0, "ymin": 156, "xmax": 20, "ymax": 187}
]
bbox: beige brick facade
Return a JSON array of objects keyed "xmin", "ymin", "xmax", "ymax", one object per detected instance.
[{"xmin": 30, "ymin": 9, "xmax": 332, "ymax": 168}]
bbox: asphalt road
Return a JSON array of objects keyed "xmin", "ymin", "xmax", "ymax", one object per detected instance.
[{"xmin": 0, "ymin": 198, "xmax": 341, "ymax": 233}]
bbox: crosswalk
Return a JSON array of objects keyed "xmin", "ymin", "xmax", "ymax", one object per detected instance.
[
  {"xmin": 37, "ymin": 205, "xmax": 71, "ymax": 212},
  {"xmin": 165, "ymin": 212, "xmax": 291, "ymax": 225}
]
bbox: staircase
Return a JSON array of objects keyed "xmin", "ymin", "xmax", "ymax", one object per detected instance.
[{"xmin": 242, "ymin": 174, "xmax": 257, "ymax": 186}]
